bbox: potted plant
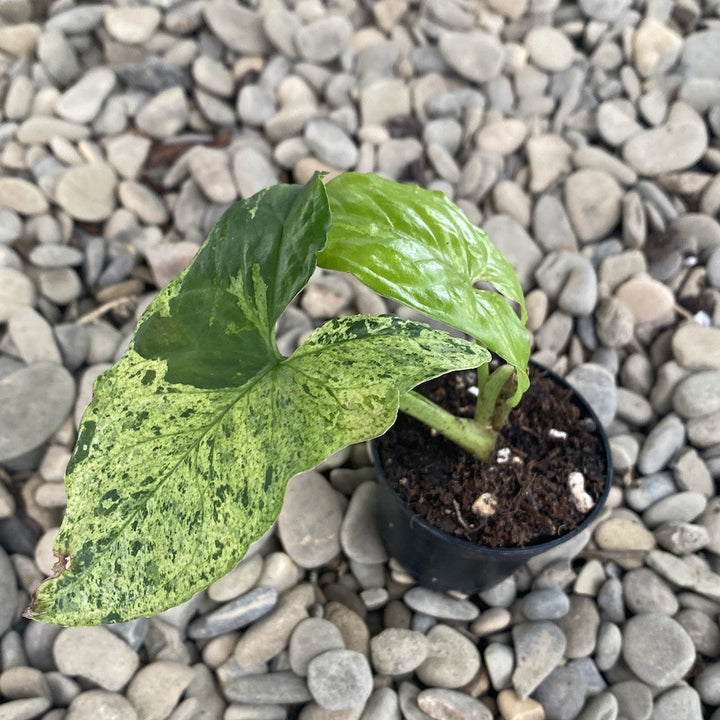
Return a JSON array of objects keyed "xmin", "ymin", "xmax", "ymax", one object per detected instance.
[{"xmin": 27, "ymin": 172, "xmax": 610, "ymax": 625}]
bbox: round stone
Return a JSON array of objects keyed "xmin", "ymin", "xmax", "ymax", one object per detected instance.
[
  {"xmin": 417, "ymin": 688, "xmax": 492, "ymax": 720},
  {"xmin": 65, "ymin": 690, "xmax": 138, "ymax": 720},
  {"xmin": 53, "ymin": 627, "xmax": 139, "ymax": 691},
  {"xmin": 673, "ymin": 371, "xmax": 720, "ymax": 419},
  {"xmin": 0, "ymin": 363, "xmax": 75, "ymax": 462},
  {"xmin": 0, "ymin": 178, "xmax": 49, "ymax": 215},
  {"xmin": 623, "ymin": 102, "xmax": 707, "ymax": 176},
  {"xmin": 651, "ymin": 686, "xmax": 703, "ymax": 720},
  {"xmin": 633, "ymin": 18, "xmax": 683, "ymax": 78},
  {"xmin": 615, "ymin": 277, "xmax": 674, "ymax": 324},
  {"xmin": 637, "ymin": 413, "xmax": 685, "ymax": 475},
  {"xmin": 54, "ymin": 67, "xmax": 116, "ymax": 123},
  {"xmin": 642, "ymin": 492, "xmax": 707, "ymax": 529},
  {"xmin": 622, "ymin": 568, "xmax": 678, "ymax": 615},
  {"xmin": 416, "ymin": 624, "xmax": 481, "ymax": 689},
  {"xmin": 0, "ymin": 546, "xmax": 18, "ymax": 635},
  {"xmin": 0, "ymin": 266, "xmax": 34, "ymax": 323},
  {"xmin": 55, "ymin": 163, "xmax": 117, "ymax": 222},
  {"xmin": 533, "ymin": 663, "xmax": 588, "ymax": 720},
  {"xmin": 622, "ymin": 613, "xmax": 695, "ymax": 688},
  {"xmin": 203, "ymin": 0, "xmax": 268, "ymax": 54},
  {"xmin": 126, "ymin": 661, "xmax": 194, "ymax": 720},
  {"xmin": 672, "ymin": 325, "xmax": 720, "ymax": 370},
  {"xmin": 439, "ymin": 30, "xmax": 504, "ymax": 83},
  {"xmin": 595, "ymin": 298, "xmax": 635, "ymax": 347},
  {"xmin": 278, "ymin": 470, "xmax": 343, "ymax": 568},
  {"xmin": 306, "ymin": 650, "xmax": 373, "ymax": 711},
  {"xmin": 511, "ymin": 622, "xmax": 566, "ymax": 700},
  {"xmin": 521, "ymin": 588, "xmax": 570, "ymax": 621},
  {"xmin": 564, "ymin": 169, "xmax": 623, "ymax": 242},
  {"xmin": 370, "ymin": 629, "xmax": 429, "ymax": 676},
  {"xmin": 565, "ymin": 363, "xmax": 617, "ymax": 428},
  {"xmin": 340, "ymin": 482, "xmax": 388, "ymax": 565},
  {"xmin": 525, "ymin": 27, "xmax": 574, "ymax": 71},
  {"xmin": 287, "ymin": 618, "xmax": 345, "ymax": 678},
  {"xmin": 402, "ymin": 587, "xmax": 479, "ymax": 622},
  {"xmin": 682, "ymin": 29, "xmax": 720, "ymax": 79},
  {"xmin": 104, "ymin": 6, "xmax": 161, "ymax": 44},
  {"xmin": 556, "ymin": 595, "xmax": 600, "ymax": 659},
  {"xmin": 594, "ymin": 517, "xmax": 656, "ymax": 555},
  {"xmin": 295, "ymin": 16, "xmax": 352, "ymax": 63},
  {"xmin": 304, "ymin": 120, "xmax": 358, "ymax": 170},
  {"xmin": 135, "ymin": 86, "xmax": 189, "ymax": 139}
]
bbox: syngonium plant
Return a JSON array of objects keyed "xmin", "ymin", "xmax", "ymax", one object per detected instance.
[{"xmin": 27, "ymin": 172, "xmax": 530, "ymax": 625}]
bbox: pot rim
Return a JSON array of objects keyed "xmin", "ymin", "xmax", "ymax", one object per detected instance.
[{"xmin": 371, "ymin": 360, "xmax": 613, "ymax": 558}]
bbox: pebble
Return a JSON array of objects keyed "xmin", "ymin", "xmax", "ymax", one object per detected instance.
[
  {"xmin": 482, "ymin": 215, "xmax": 542, "ymax": 291},
  {"xmin": 0, "ymin": 546, "xmax": 18, "ymax": 635},
  {"xmin": 496, "ymin": 689, "xmax": 544, "ymax": 720},
  {"xmin": 369, "ymin": 629, "xmax": 429, "ymax": 676},
  {"xmin": 188, "ymin": 147, "xmax": 236, "ymax": 204},
  {"xmin": 533, "ymin": 663, "xmax": 588, "ymax": 720},
  {"xmin": 682, "ymin": 29, "xmax": 720, "ymax": 78},
  {"xmin": 675, "ymin": 607, "xmax": 720, "ymax": 656},
  {"xmin": 633, "ymin": 18, "xmax": 683, "ymax": 78},
  {"xmin": 135, "ymin": 86, "xmax": 189, "ymax": 139},
  {"xmin": 439, "ymin": 30, "xmax": 504, "ymax": 84},
  {"xmin": 621, "ymin": 612, "xmax": 696, "ymax": 687},
  {"xmin": 0, "ymin": 697, "xmax": 51, "ymax": 720},
  {"xmin": 16, "ymin": 117, "xmax": 89, "ymax": 144},
  {"xmin": 609, "ymin": 680, "xmax": 652, "ymax": 720},
  {"xmin": 622, "ymin": 567, "xmax": 679, "ymax": 615},
  {"xmin": 646, "ymin": 549, "xmax": 720, "ymax": 600},
  {"xmin": 526, "ymin": 135, "xmax": 573, "ymax": 194},
  {"xmin": 0, "ymin": 178, "xmax": 49, "ymax": 216},
  {"xmin": 522, "ymin": 588, "xmax": 570, "ymax": 621},
  {"xmin": 556, "ymin": 595, "xmax": 600, "ymax": 659},
  {"xmin": 126, "ymin": 661, "xmax": 194, "ymax": 720},
  {"xmin": 306, "ymin": 650, "xmax": 372, "ymax": 711},
  {"xmin": 594, "ymin": 517, "xmax": 656, "ymax": 564},
  {"xmin": 223, "ymin": 671, "xmax": 313, "ymax": 705},
  {"xmin": 565, "ymin": 363, "xmax": 617, "ymax": 428},
  {"xmin": 187, "ymin": 586, "xmax": 278, "ymax": 639},
  {"xmin": 614, "ymin": 276, "xmax": 674, "ymax": 325},
  {"xmin": 37, "ymin": 268, "xmax": 83, "ymax": 305},
  {"xmin": 525, "ymin": 27, "xmax": 574, "ymax": 72},
  {"xmin": 289, "ymin": 618, "xmax": 345, "ymax": 677},
  {"xmin": 484, "ymin": 642, "xmax": 514, "ymax": 691},
  {"xmin": 104, "ymin": 6, "xmax": 160, "ymax": 44},
  {"xmin": 295, "ymin": 16, "xmax": 352, "ymax": 63},
  {"xmin": 0, "ymin": 363, "xmax": 75, "ymax": 462},
  {"xmin": 278, "ymin": 471, "xmax": 344, "ymax": 568},
  {"xmin": 564, "ymin": 169, "xmax": 623, "ymax": 243},
  {"xmin": 340, "ymin": 482, "xmax": 388, "ymax": 565},
  {"xmin": 595, "ymin": 622, "xmax": 622, "ymax": 672},
  {"xmin": 325, "ymin": 602, "xmax": 369, "ymax": 658},
  {"xmin": 652, "ymin": 686, "xmax": 703, "ymax": 720},
  {"xmin": 416, "ymin": 624, "xmax": 480, "ymax": 689},
  {"xmin": 54, "ymin": 68, "xmax": 116, "ymax": 124},
  {"xmin": 673, "ymin": 324, "xmax": 720, "ymax": 370},
  {"xmin": 623, "ymin": 102, "xmax": 708, "ymax": 175},
  {"xmin": 234, "ymin": 586, "xmax": 309, "ymax": 666},
  {"xmin": 8, "ymin": 307, "xmax": 61, "ymax": 365},
  {"xmin": 637, "ymin": 414, "xmax": 686, "ymax": 475},
  {"xmin": 402, "ymin": 587, "xmax": 479, "ymax": 622},
  {"xmin": 0, "ymin": 266, "xmax": 34, "ymax": 321},
  {"xmin": 55, "ymin": 163, "xmax": 117, "ymax": 222},
  {"xmin": 642, "ymin": 492, "xmax": 707, "ymax": 528},
  {"xmin": 65, "ymin": 690, "xmax": 138, "ymax": 720},
  {"xmin": 511, "ymin": 622, "xmax": 566, "ymax": 700},
  {"xmin": 53, "ymin": 627, "xmax": 139, "ymax": 691},
  {"xmin": 417, "ymin": 688, "xmax": 492, "ymax": 720}
]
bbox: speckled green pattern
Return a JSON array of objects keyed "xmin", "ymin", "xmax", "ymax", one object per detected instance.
[
  {"xmin": 320, "ymin": 173, "xmax": 530, "ymax": 402},
  {"xmin": 30, "ymin": 175, "xmax": 489, "ymax": 625},
  {"xmin": 30, "ymin": 316, "xmax": 487, "ymax": 625}
]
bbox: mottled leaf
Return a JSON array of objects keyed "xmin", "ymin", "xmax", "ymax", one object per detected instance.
[
  {"xmin": 134, "ymin": 174, "xmax": 331, "ymax": 388},
  {"xmin": 30, "ymin": 316, "xmax": 487, "ymax": 625},
  {"xmin": 320, "ymin": 172, "xmax": 530, "ymax": 401}
]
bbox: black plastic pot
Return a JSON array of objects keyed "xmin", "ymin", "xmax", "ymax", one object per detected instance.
[{"xmin": 371, "ymin": 362, "xmax": 612, "ymax": 595}]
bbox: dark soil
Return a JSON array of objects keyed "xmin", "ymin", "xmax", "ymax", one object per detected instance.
[{"xmin": 376, "ymin": 365, "xmax": 608, "ymax": 548}]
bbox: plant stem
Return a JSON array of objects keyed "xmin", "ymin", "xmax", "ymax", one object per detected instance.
[
  {"xmin": 474, "ymin": 365, "xmax": 517, "ymax": 431},
  {"xmin": 398, "ymin": 390, "xmax": 497, "ymax": 461}
]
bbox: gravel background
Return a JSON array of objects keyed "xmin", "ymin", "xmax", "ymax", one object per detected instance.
[{"xmin": 1, "ymin": 1, "xmax": 720, "ymax": 719}]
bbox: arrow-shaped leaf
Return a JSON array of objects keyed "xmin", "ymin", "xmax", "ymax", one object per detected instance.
[{"xmin": 30, "ymin": 176, "xmax": 489, "ymax": 625}]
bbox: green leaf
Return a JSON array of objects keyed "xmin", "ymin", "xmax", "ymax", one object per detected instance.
[
  {"xmin": 134, "ymin": 173, "xmax": 331, "ymax": 388},
  {"xmin": 320, "ymin": 172, "xmax": 530, "ymax": 401},
  {"xmin": 30, "ymin": 316, "xmax": 488, "ymax": 625}
]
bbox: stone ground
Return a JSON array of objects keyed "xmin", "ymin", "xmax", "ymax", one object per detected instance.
[{"xmin": 1, "ymin": 0, "xmax": 720, "ymax": 718}]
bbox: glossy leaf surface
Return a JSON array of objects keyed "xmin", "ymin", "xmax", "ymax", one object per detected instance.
[
  {"xmin": 30, "ymin": 178, "xmax": 489, "ymax": 625},
  {"xmin": 320, "ymin": 173, "xmax": 530, "ymax": 400}
]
